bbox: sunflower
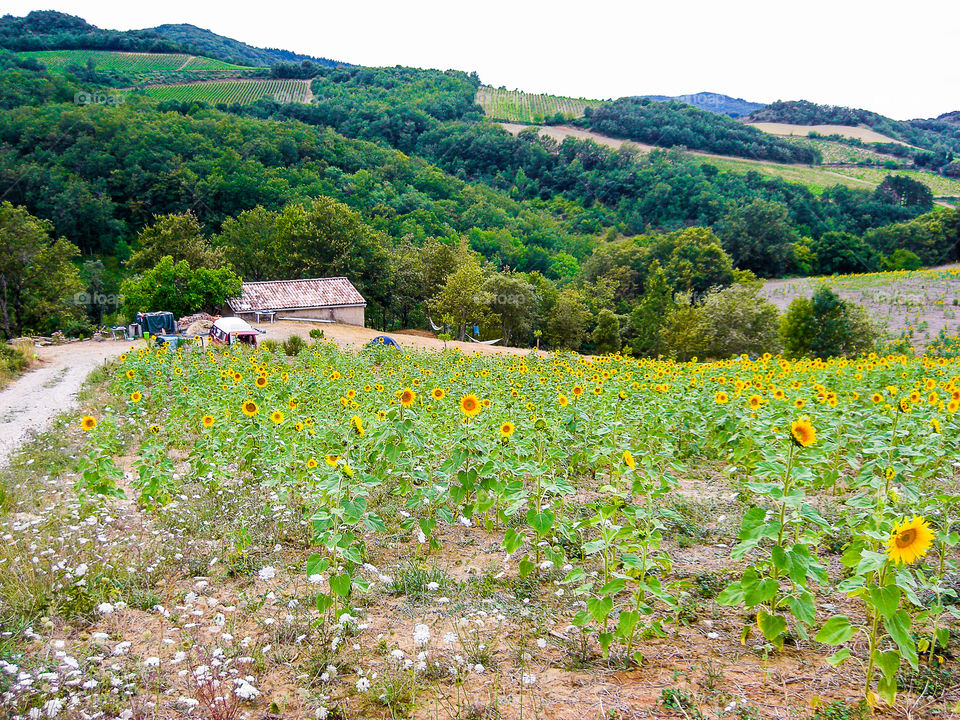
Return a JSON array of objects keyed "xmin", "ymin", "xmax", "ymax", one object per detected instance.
[
  {"xmin": 871, "ymin": 392, "xmax": 883, "ymax": 403},
  {"xmin": 431, "ymin": 388, "xmax": 445, "ymax": 401},
  {"xmin": 886, "ymin": 515, "xmax": 933, "ymax": 565},
  {"xmin": 748, "ymin": 394, "xmax": 763, "ymax": 409},
  {"xmin": 306, "ymin": 457, "xmax": 318, "ymax": 469},
  {"xmin": 341, "ymin": 463, "xmax": 355, "ymax": 478},
  {"xmin": 149, "ymin": 424, "xmax": 160, "ymax": 434},
  {"xmin": 930, "ymin": 417, "xmax": 942, "ymax": 434},
  {"xmin": 351, "ymin": 415, "xmax": 364, "ymax": 436},
  {"xmin": 399, "ymin": 388, "xmax": 416, "ymax": 408},
  {"xmin": 714, "ymin": 391, "xmax": 729, "ymax": 404},
  {"xmin": 242, "ymin": 400, "xmax": 259, "ymax": 417},
  {"xmin": 499, "ymin": 421, "xmax": 515, "ymax": 438},
  {"xmin": 201, "ymin": 414, "xmax": 215, "ymax": 428},
  {"xmin": 129, "ymin": 391, "xmax": 142, "ymax": 403},
  {"xmin": 325, "ymin": 454, "xmax": 340, "ymax": 467},
  {"xmin": 270, "ymin": 411, "xmax": 285, "ymax": 425},
  {"xmin": 572, "ymin": 385, "xmax": 584, "ymax": 398},
  {"xmin": 81, "ymin": 415, "xmax": 97, "ymax": 431},
  {"xmin": 790, "ymin": 417, "xmax": 816, "ymax": 447},
  {"xmin": 794, "ymin": 398, "xmax": 805, "ymax": 409},
  {"xmin": 255, "ymin": 375, "xmax": 268, "ymax": 388},
  {"xmin": 459, "ymin": 394, "xmax": 481, "ymax": 417},
  {"xmin": 557, "ymin": 393, "xmax": 569, "ymax": 408},
  {"xmin": 899, "ymin": 398, "xmax": 911, "ymax": 413},
  {"xmin": 622, "ymin": 450, "xmax": 635, "ymax": 470}
]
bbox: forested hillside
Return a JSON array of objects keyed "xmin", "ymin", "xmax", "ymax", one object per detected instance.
[
  {"xmin": 0, "ymin": 11, "xmax": 343, "ymax": 67},
  {"xmin": 0, "ymin": 14, "xmax": 958, "ymax": 353}
]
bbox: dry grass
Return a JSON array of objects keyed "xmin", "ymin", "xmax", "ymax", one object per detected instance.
[{"xmin": 744, "ymin": 122, "xmax": 911, "ymax": 146}]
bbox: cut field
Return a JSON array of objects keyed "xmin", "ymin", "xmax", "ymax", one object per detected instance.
[
  {"xmin": 744, "ymin": 121, "xmax": 910, "ymax": 146},
  {"xmin": 476, "ymin": 86, "xmax": 604, "ymax": 123},
  {"xmin": 762, "ymin": 265, "xmax": 960, "ymax": 346},
  {"xmin": 2, "ymin": 338, "xmax": 959, "ymax": 719},
  {"xmin": 139, "ymin": 78, "xmax": 311, "ymax": 105}
]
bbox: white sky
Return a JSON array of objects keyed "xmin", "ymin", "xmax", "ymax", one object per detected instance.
[{"xmin": 6, "ymin": 1, "xmax": 958, "ymax": 120}]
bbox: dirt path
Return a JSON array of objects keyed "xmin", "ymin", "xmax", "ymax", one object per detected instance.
[{"xmin": 0, "ymin": 340, "xmax": 130, "ymax": 467}]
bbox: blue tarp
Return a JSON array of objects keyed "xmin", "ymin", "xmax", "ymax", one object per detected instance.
[{"xmin": 367, "ymin": 335, "xmax": 401, "ymax": 349}]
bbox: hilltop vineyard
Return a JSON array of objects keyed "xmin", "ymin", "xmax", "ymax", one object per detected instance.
[{"xmin": 475, "ymin": 85, "xmax": 603, "ymax": 123}]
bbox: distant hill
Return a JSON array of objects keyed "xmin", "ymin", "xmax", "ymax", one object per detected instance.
[
  {"xmin": 0, "ymin": 11, "xmax": 345, "ymax": 67},
  {"xmin": 149, "ymin": 24, "xmax": 344, "ymax": 68},
  {"xmin": 937, "ymin": 111, "xmax": 960, "ymax": 125},
  {"xmin": 641, "ymin": 91, "xmax": 764, "ymax": 118}
]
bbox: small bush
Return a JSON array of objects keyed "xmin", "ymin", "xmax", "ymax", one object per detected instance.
[{"xmin": 283, "ymin": 335, "xmax": 307, "ymax": 356}]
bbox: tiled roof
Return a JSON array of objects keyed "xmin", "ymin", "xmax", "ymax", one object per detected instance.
[{"xmin": 228, "ymin": 277, "xmax": 366, "ymax": 313}]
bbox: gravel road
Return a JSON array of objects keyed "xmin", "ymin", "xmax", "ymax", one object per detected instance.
[{"xmin": 0, "ymin": 340, "xmax": 130, "ymax": 467}]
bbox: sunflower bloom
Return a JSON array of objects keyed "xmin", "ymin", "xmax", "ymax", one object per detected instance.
[
  {"xmin": 306, "ymin": 457, "xmax": 318, "ymax": 469},
  {"xmin": 399, "ymin": 388, "xmax": 416, "ymax": 408},
  {"xmin": 499, "ymin": 421, "xmax": 515, "ymax": 438},
  {"xmin": 270, "ymin": 411, "xmax": 285, "ymax": 425},
  {"xmin": 242, "ymin": 400, "xmax": 259, "ymax": 417},
  {"xmin": 81, "ymin": 415, "xmax": 97, "ymax": 431},
  {"xmin": 558, "ymin": 393, "xmax": 569, "ymax": 407},
  {"xmin": 431, "ymin": 388, "xmax": 445, "ymax": 400},
  {"xmin": 325, "ymin": 454, "xmax": 340, "ymax": 467},
  {"xmin": 790, "ymin": 417, "xmax": 816, "ymax": 447},
  {"xmin": 623, "ymin": 450, "xmax": 635, "ymax": 470},
  {"xmin": 130, "ymin": 391, "xmax": 142, "ymax": 403},
  {"xmin": 886, "ymin": 515, "xmax": 933, "ymax": 565},
  {"xmin": 351, "ymin": 415, "xmax": 364, "ymax": 436},
  {"xmin": 459, "ymin": 394, "xmax": 481, "ymax": 417},
  {"xmin": 714, "ymin": 391, "xmax": 729, "ymax": 404},
  {"xmin": 255, "ymin": 375, "xmax": 268, "ymax": 388},
  {"xmin": 201, "ymin": 414, "xmax": 215, "ymax": 428}
]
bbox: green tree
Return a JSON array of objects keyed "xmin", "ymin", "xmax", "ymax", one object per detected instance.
[
  {"xmin": 717, "ymin": 199, "xmax": 799, "ymax": 277},
  {"xmin": 120, "ymin": 256, "xmax": 242, "ymax": 319},
  {"xmin": 780, "ymin": 286, "xmax": 878, "ymax": 359},
  {"xmin": 629, "ymin": 260, "xmax": 674, "ymax": 357},
  {"xmin": 810, "ymin": 231, "xmax": 878, "ymax": 275},
  {"xmin": 430, "ymin": 258, "xmax": 488, "ymax": 341},
  {"xmin": 0, "ymin": 202, "xmax": 83, "ymax": 337},
  {"xmin": 480, "ymin": 271, "xmax": 537, "ymax": 347},
  {"xmin": 545, "ymin": 289, "xmax": 590, "ymax": 351},
  {"xmin": 661, "ymin": 294, "xmax": 705, "ymax": 362},
  {"xmin": 591, "ymin": 308, "xmax": 621, "ymax": 354},
  {"xmin": 128, "ymin": 211, "xmax": 225, "ymax": 272},
  {"xmin": 697, "ymin": 283, "xmax": 781, "ymax": 358},
  {"xmin": 659, "ymin": 227, "xmax": 735, "ymax": 297},
  {"xmin": 216, "ymin": 206, "xmax": 279, "ymax": 281}
]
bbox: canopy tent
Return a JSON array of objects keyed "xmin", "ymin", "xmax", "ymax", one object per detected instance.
[{"xmin": 366, "ymin": 335, "xmax": 401, "ymax": 349}]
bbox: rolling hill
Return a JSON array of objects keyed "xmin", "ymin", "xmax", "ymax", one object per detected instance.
[
  {"xmin": 641, "ymin": 91, "xmax": 764, "ymax": 118},
  {"xmin": 148, "ymin": 23, "xmax": 344, "ymax": 68}
]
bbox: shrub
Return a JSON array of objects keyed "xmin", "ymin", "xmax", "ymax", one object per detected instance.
[
  {"xmin": 283, "ymin": 335, "xmax": 307, "ymax": 356},
  {"xmin": 780, "ymin": 287, "xmax": 878, "ymax": 359}
]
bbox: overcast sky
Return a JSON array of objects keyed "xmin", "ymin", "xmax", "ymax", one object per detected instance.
[{"xmin": 7, "ymin": 1, "xmax": 958, "ymax": 120}]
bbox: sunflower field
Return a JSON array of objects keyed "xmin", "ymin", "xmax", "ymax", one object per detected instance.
[{"xmin": 4, "ymin": 339, "xmax": 960, "ymax": 719}]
